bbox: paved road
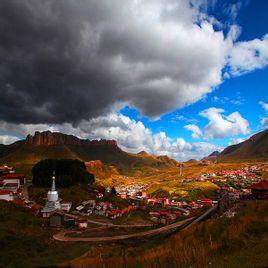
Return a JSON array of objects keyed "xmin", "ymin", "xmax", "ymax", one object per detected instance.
[
  {"xmin": 53, "ymin": 217, "xmax": 193, "ymax": 242},
  {"xmin": 183, "ymin": 205, "xmax": 218, "ymax": 230}
]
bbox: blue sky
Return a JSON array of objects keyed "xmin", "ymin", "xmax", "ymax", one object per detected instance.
[
  {"xmin": 0, "ymin": 0, "xmax": 267, "ymax": 160},
  {"xmin": 120, "ymin": 0, "xmax": 268, "ymax": 149}
]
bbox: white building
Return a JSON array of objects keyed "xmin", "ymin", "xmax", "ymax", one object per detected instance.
[
  {"xmin": 41, "ymin": 171, "xmax": 61, "ymax": 218},
  {"xmin": 61, "ymin": 202, "xmax": 72, "ymax": 212}
]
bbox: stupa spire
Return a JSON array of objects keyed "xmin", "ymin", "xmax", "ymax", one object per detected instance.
[{"xmin": 51, "ymin": 170, "xmax": 56, "ymax": 191}]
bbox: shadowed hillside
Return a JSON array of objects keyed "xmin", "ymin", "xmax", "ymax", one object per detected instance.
[{"xmin": 0, "ymin": 131, "xmax": 178, "ymax": 175}]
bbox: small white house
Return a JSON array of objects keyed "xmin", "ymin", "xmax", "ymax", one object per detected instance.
[{"xmin": 61, "ymin": 202, "xmax": 72, "ymax": 212}]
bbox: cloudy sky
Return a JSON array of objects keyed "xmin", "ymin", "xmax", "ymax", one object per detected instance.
[{"xmin": 0, "ymin": 0, "xmax": 267, "ymax": 160}]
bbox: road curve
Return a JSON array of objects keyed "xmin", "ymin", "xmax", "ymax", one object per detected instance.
[
  {"xmin": 63, "ymin": 212, "xmax": 153, "ymax": 228},
  {"xmin": 53, "ymin": 217, "xmax": 193, "ymax": 242}
]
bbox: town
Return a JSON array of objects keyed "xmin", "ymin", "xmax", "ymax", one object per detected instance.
[{"xmin": 1, "ymin": 163, "xmax": 267, "ymax": 233}]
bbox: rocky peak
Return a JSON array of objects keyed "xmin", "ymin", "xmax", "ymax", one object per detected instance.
[{"xmin": 25, "ymin": 131, "xmax": 118, "ymax": 146}]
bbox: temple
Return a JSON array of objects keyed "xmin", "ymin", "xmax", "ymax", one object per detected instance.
[{"xmin": 41, "ymin": 171, "xmax": 61, "ymax": 217}]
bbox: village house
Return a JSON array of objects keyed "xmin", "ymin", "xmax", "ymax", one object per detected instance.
[
  {"xmin": 61, "ymin": 202, "xmax": 72, "ymax": 212},
  {"xmin": 0, "ymin": 165, "xmax": 14, "ymax": 174},
  {"xmin": 49, "ymin": 212, "xmax": 64, "ymax": 227},
  {"xmin": 77, "ymin": 219, "xmax": 88, "ymax": 229},
  {"xmin": 250, "ymin": 180, "xmax": 268, "ymax": 199},
  {"xmin": 0, "ymin": 189, "xmax": 14, "ymax": 201},
  {"xmin": 0, "ymin": 173, "xmax": 26, "ymax": 191}
]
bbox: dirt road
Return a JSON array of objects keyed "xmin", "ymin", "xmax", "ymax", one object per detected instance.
[{"xmin": 53, "ymin": 217, "xmax": 193, "ymax": 242}]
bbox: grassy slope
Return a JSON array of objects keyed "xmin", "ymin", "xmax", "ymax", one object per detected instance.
[
  {"xmin": 0, "ymin": 143, "xmax": 175, "ymax": 178},
  {"xmin": 65, "ymin": 200, "xmax": 268, "ymax": 267},
  {"xmin": 0, "ymin": 201, "xmax": 91, "ymax": 267},
  {"xmin": 220, "ymin": 129, "xmax": 268, "ymax": 161}
]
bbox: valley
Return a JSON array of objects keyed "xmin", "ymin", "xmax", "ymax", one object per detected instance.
[{"xmin": 0, "ymin": 130, "xmax": 267, "ymax": 267}]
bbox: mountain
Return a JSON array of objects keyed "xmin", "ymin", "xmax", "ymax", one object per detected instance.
[
  {"xmin": 0, "ymin": 131, "xmax": 178, "ymax": 174},
  {"xmin": 202, "ymin": 150, "xmax": 221, "ymax": 162},
  {"xmin": 219, "ymin": 129, "xmax": 268, "ymax": 161},
  {"xmin": 209, "ymin": 151, "xmax": 221, "ymax": 157}
]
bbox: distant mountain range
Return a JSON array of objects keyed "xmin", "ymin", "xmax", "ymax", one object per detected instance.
[
  {"xmin": 0, "ymin": 131, "xmax": 178, "ymax": 174},
  {"xmin": 202, "ymin": 129, "xmax": 268, "ymax": 162},
  {"xmin": 219, "ymin": 129, "xmax": 268, "ymax": 161},
  {"xmin": 0, "ymin": 129, "xmax": 267, "ymax": 175}
]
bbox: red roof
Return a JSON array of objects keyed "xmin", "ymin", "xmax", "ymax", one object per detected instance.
[
  {"xmin": 1, "ymin": 173, "xmax": 25, "ymax": 179},
  {"xmin": 250, "ymin": 181, "xmax": 268, "ymax": 190},
  {"xmin": 110, "ymin": 209, "xmax": 120, "ymax": 215},
  {"xmin": 4, "ymin": 182, "xmax": 19, "ymax": 187},
  {"xmin": 200, "ymin": 198, "xmax": 212, "ymax": 202},
  {"xmin": 0, "ymin": 190, "xmax": 13, "ymax": 195}
]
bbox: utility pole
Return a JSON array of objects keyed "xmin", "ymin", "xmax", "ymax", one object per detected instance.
[{"xmin": 179, "ymin": 162, "xmax": 183, "ymax": 176}]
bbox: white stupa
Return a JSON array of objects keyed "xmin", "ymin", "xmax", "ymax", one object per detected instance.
[{"xmin": 41, "ymin": 171, "xmax": 61, "ymax": 217}]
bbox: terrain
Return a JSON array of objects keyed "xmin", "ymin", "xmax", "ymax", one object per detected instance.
[
  {"xmin": 219, "ymin": 129, "xmax": 268, "ymax": 161},
  {"xmin": 1, "ymin": 129, "xmax": 268, "ymax": 199},
  {"xmin": 62, "ymin": 200, "xmax": 268, "ymax": 267},
  {"xmin": 1, "ymin": 199, "xmax": 267, "ymax": 267},
  {"xmin": 0, "ymin": 131, "xmax": 178, "ymax": 177}
]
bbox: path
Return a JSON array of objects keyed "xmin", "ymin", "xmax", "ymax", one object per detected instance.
[
  {"xmin": 53, "ymin": 217, "xmax": 193, "ymax": 242},
  {"xmin": 63, "ymin": 212, "xmax": 153, "ymax": 228}
]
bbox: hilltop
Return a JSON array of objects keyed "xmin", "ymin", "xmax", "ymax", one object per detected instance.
[
  {"xmin": 219, "ymin": 129, "xmax": 268, "ymax": 161},
  {"xmin": 0, "ymin": 131, "xmax": 178, "ymax": 175}
]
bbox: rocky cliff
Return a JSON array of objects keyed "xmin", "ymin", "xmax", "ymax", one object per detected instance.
[{"xmin": 25, "ymin": 131, "xmax": 117, "ymax": 146}]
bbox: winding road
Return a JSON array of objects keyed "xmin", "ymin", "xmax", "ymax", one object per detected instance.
[
  {"xmin": 53, "ymin": 217, "xmax": 193, "ymax": 242},
  {"xmin": 54, "ymin": 205, "xmax": 218, "ymax": 242}
]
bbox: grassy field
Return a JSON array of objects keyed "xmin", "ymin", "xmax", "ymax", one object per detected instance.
[
  {"xmin": 62, "ymin": 200, "xmax": 268, "ymax": 267},
  {"xmin": 25, "ymin": 161, "xmax": 268, "ymax": 202},
  {"xmin": 1, "ymin": 199, "xmax": 267, "ymax": 267},
  {"xmin": 0, "ymin": 201, "xmax": 92, "ymax": 267}
]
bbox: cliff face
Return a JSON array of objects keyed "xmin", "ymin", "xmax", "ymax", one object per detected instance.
[{"xmin": 25, "ymin": 131, "xmax": 117, "ymax": 146}]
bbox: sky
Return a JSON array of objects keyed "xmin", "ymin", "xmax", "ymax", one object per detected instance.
[{"xmin": 0, "ymin": 0, "xmax": 267, "ymax": 161}]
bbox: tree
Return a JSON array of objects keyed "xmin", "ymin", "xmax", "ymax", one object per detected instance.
[{"xmin": 32, "ymin": 159, "xmax": 95, "ymax": 187}]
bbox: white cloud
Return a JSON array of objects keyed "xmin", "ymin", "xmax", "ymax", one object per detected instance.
[
  {"xmin": 184, "ymin": 124, "xmax": 203, "ymax": 139},
  {"xmin": 200, "ymin": 107, "xmax": 250, "ymax": 139},
  {"xmin": 227, "ymin": 34, "xmax": 268, "ymax": 76},
  {"xmin": 259, "ymin": 101, "xmax": 268, "ymax": 112},
  {"xmin": 0, "ymin": 135, "xmax": 19, "ymax": 145},
  {"xmin": 228, "ymin": 137, "xmax": 246, "ymax": 146},
  {"xmin": 1, "ymin": 0, "xmax": 268, "ymax": 124},
  {"xmin": 0, "ymin": 114, "xmax": 221, "ymax": 161},
  {"xmin": 261, "ymin": 117, "xmax": 268, "ymax": 127}
]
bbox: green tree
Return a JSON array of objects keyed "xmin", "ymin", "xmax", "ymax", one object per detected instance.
[{"xmin": 32, "ymin": 159, "xmax": 94, "ymax": 187}]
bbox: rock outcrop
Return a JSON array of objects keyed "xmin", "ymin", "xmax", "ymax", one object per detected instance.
[{"xmin": 25, "ymin": 131, "xmax": 117, "ymax": 146}]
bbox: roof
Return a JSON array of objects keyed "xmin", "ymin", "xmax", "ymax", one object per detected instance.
[
  {"xmin": 200, "ymin": 198, "xmax": 213, "ymax": 202},
  {"xmin": 1, "ymin": 173, "xmax": 25, "ymax": 179},
  {"xmin": 250, "ymin": 180, "xmax": 268, "ymax": 190},
  {"xmin": 0, "ymin": 190, "xmax": 13, "ymax": 195},
  {"xmin": 4, "ymin": 182, "xmax": 19, "ymax": 187}
]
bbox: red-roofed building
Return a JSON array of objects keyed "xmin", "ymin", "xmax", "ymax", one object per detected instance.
[
  {"xmin": 0, "ymin": 189, "xmax": 14, "ymax": 201},
  {"xmin": 250, "ymin": 180, "xmax": 268, "ymax": 200},
  {"xmin": 199, "ymin": 198, "xmax": 213, "ymax": 206},
  {"xmin": 0, "ymin": 173, "xmax": 25, "ymax": 191}
]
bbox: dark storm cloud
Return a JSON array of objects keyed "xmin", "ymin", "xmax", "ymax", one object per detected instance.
[{"xmin": 0, "ymin": 0, "xmax": 228, "ymax": 124}]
